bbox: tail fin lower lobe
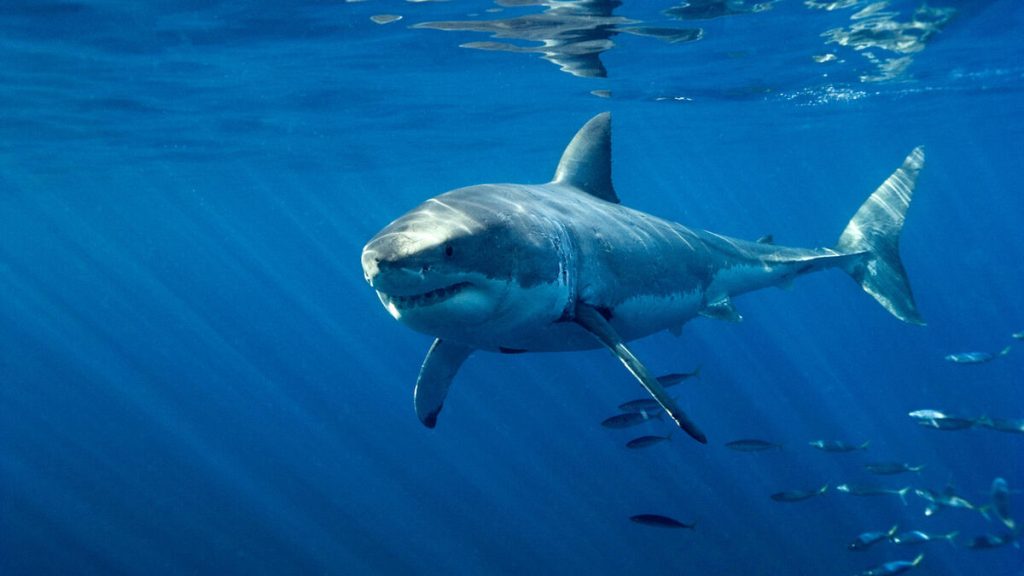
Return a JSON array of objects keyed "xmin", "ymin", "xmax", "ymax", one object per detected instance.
[{"xmin": 837, "ymin": 147, "xmax": 926, "ymax": 325}]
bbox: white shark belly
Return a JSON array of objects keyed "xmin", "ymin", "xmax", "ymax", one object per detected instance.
[
  {"xmin": 471, "ymin": 288, "xmax": 706, "ymax": 353},
  {"xmin": 438, "ymin": 278, "xmax": 592, "ymax": 352},
  {"xmin": 453, "ymin": 284, "xmax": 705, "ymax": 352},
  {"xmin": 609, "ymin": 290, "xmax": 704, "ymax": 341}
]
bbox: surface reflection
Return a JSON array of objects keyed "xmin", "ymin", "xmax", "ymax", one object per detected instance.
[
  {"xmin": 414, "ymin": 0, "xmax": 701, "ymax": 78},
  {"xmin": 819, "ymin": 1, "xmax": 955, "ymax": 82},
  {"xmin": 665, "ymin": 0, "xmax": 775, "ymax": 21}
]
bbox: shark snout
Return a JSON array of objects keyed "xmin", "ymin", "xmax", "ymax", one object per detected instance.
[
  {"xmin": 361, "ymin": 246, "xmax": 416, "ymax": 290},
  {"xmin": 362, "ymin": 230, "xmax": 442, "ymax": 289},
  {"xmin": 361, "ymin": 247, "xmax": 382, "ymax": 286},
  {"xmin": 361, "ymin": 241, "xmax": 436, "ymax": 295},
  {"xmin": 362, "ymin": 233, "xmax": 414, "ymax": 287}
]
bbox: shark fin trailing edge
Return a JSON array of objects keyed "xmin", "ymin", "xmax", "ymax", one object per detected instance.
[
  {"xmin": 836, "ymin": 146, "xmax": 925, "ymax": 325},
  {"xmin": 551, "ymin": 112, "xmax": 619, "ymax": 204},
  {"xmin": 414, "ymin": 338, "xmax": 474, "ymax": 428}
]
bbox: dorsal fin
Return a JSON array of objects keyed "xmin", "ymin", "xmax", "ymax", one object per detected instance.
[{"xmin": 551, "ymin": 112, "xmax": 619, "ymax": 203}]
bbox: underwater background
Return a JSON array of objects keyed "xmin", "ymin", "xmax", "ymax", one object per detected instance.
[{"xmin": 1, "ymin": 1, "xmax": 1022, "ymax": 574}]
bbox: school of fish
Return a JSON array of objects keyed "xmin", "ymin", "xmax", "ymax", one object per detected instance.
[{"xmin": 613, "ymin": 330, "xmax": 1021, "ymax": 574}]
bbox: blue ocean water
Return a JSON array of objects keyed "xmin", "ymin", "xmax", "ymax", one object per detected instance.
[{"xmin": 1, "ymin": 1, "xmax": 1022, "ymax": 574}]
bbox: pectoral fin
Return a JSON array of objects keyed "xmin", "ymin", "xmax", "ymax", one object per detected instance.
[
  {"xmin": 414, "ymin": 338, "xmax": 474, "ymax": 428},
  {"xmin": 574, "ymin": 304, "xmax": 708, "ymax": 444}
]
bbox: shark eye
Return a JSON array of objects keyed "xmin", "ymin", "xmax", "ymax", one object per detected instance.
[{"xmin": 444, "ymin": 244, "xmax": 454, "ymax": 258}]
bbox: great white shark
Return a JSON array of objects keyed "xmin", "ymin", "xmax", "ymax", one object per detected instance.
[{"xmin": 361, "ymin": 113, "xmax": 924, "ymax": 443}]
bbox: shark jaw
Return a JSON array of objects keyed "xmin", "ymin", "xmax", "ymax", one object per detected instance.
[
  {"xmin": 370, "ymin": 271, "xmax": 519, "ymax": 339},
  {"xmin": 371, "ymin": 268, "xmax": 575, "ymax": 351},
  {"xmin": 376, "ymin": 280, "xmax": 471, "ymax": 319},
  {"xmin": 377, "ymin": 281, "xmax": 472, "ymax": 314}
]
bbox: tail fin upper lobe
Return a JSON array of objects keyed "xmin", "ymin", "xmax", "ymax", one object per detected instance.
[{"xmin": 837, "ymin": 147, "xmax": 925, "ymax": 325}]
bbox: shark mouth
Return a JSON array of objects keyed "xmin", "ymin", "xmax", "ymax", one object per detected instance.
[{"xmin": 381, "ymin": 282, "xmax": 471, "ymax": 310}]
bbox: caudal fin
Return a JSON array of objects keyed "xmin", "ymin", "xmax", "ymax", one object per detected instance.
[{"xmin": 836, "ymin": 147, "xmax": 925, "ymax": 325}]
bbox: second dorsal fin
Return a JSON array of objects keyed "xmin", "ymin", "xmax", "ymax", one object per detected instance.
[{"xmin": 551, "ymin": 112, "xmax": 619, "ymax": 204}]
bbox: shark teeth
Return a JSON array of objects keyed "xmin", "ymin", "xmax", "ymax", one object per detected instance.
[{"xmin": 383, "ymin": 282, "xmax": 470, "ymax": 310}]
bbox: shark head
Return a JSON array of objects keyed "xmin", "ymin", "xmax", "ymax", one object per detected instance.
[
  {"xmin": 361, "ymin": 185, "xmax": 573, "ymax": 346},
  {"xmin": 362, "ymin": 112, "xmax": 616, "ymax": 349}
]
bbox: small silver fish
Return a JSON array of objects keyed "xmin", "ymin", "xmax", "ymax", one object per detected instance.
[
  {"xmin": 725, "ymin": 439, "xmax": 782, "ymax": 452},
  {"xmin": 617, "ymin": 371, "xmax": 698, "ymax": 411},
  {"xmin": 1012, "ymin": 331, "xmax": 1023, "ymax": 340},
  {"xmin": 837, "ymin": 484, "xmax": 911, "ymax": 504},
  {"xmin": 629, "ymin": 514, "xmax": 695, "ymax": 529},
  {"xmin": 601, "ymin": 411, "xmax": 662, "ymax": 429},
  {"xmin": 655, "ymin": 368, "xmax": 701, "ymax": 388},
  {"xmin": 771, "ymin": 484, "xmax": 828, "ymax": 502},
  {"xmin": 864, "ymin": 462, "xmax": 925, "ymax": 475},
  {"xmin": 625, "ymin": 434, "xmax": 672, "ymax": 449},
  {"xmin": 809, "ymin": 439, "xmax": 869, "ymax": 452},
  {"xmin": 848, "ymin": 525, "xmax": 898, "ymax": 551},
  {"xmin": 944, "ymin": 346, "xmax": 1011, "ymax": 364}
]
